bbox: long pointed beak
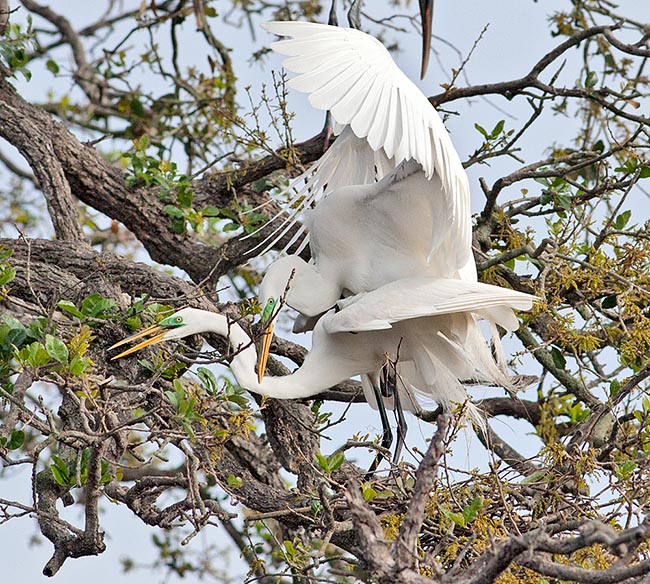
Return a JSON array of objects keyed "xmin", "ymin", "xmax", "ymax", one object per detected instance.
[
  {"xmin": 109, "ymin": 325, "xmax": 167, "ymax": 360},
  {"xmin": 109, "ymin": 323, "xmax": 163, "ymax": 351},
  {"xmin": 256, "ymin": 323, "xmax": 274, "ymax": 384},
  {"xmin": 419, "ymin": 0, "xmax": 434, "ymax": 79}
]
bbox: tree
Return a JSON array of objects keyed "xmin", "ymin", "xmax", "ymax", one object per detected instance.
[{"xmin": 1, "ymin": 0, "xmax": 649, "ymax": 582}]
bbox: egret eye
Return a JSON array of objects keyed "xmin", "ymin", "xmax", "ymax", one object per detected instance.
[
  {"xmin": 175, "ymin": 316, "xmax": 183, "ymax": 323},
  {"xmin": 260, "ymin": 297, "xmax": 277, "ymax": 324}
]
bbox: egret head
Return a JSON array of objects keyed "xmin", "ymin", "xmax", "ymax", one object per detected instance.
[
  {"xmin": 110, "ymin": 308, "xmax": 210, "ymax": 360},
  {"xmin": 256, "ymin": 256, "xmax": 307, "ymax": 383}
]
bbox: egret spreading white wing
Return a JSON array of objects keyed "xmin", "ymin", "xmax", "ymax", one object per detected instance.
[
  {"xmin": 254, "ymin": 22, "xmax": 477, "ymax": 391},
  {"xmin": 252, "ymin": 21, "xmax": 471, "ymax": 259}
]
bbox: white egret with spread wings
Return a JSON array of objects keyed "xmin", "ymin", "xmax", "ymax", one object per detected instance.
[{"xmin": 253, "ymin": 22, "xmax": 476, "ymax": 383}]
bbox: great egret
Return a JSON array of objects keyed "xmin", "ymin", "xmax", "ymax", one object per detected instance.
[
  {"xmin": 111, "ymin": 279, "xmax": 535, "ymax": 430},
  {"xmin": 256, "ymin": 160, "xmax": 479, "ymax": 375},
  {"xmin": 258, "ymin": 160, "xmax": 475, "ymax": 318},
  {"xmin": 253, "ymin": 22, "xmax": 476, "ymax": 379}
]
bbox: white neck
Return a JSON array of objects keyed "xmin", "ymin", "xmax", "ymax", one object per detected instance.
[
  {"xmin": 211, "ymin": 314, "xmax": 348, "ymax": 399},
  {"xmin": 277, "ymin": 257, "xmax": 341, "ymax": 316}
]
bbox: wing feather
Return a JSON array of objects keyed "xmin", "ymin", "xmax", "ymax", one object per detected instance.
[
  {"xmin": 255, "ymin": 21, "xmax": 472, "ymax": 259},
  {"xmin": 263, "ymin": 21, "xmax": 467, "ymax": 189},
  {"xmin": 324, "ymin": 278, "xmax": 536, "ymax": 334},
  {"xmin": 366, "ymin": 79, "xmax": 392, "ymax": 151}
]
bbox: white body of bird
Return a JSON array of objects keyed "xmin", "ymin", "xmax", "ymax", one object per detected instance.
[
  {"xmin": 256, "ymin": 22, "xmax": 475, "ymax": 331},
  {"xmin": 253, "ymin": 21, "xmax": 490, "ymax": 418},
  {"xmin": 112, "ymin": 279, "xmax": 535, "ymax": 420}
]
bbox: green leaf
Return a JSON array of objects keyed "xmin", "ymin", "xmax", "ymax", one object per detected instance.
[
  {"xmin": 177, "ymin": 187, "xmax": 193, "ymax": 208},
  {"xmin": 614, "ymin": 209, "xmax": 631, "ymax": 230},
  {"xmin": 6, "ymin": 430, "xmax": 25, "ymax": 450},
  {"xmin": 28, "ymin": 342, "xmax": 51, "ymax": 367},
  {"xmin": 550, "ymin": 346, "xmax": 566, "ymax": 369},
  {"xmin": 227, "ymin": 474, "xmax": 243, "ymax": 488},
  {"xmin": 81, "ymin": 294, "xmax": 118, "ymax": 318},
  {"xmin": 252, "ymin": 178, "xmax": 273, "ymax": 193},
  {"xmin": 555, "ymin": 193, "xmax": 572, "ymax": 211},
  {"xmin": 69, "ymin": 356, "xmax": 88, "ymax": 376},
  {"xmin": 136, "ymin": 134, "xmax": 150, "ymax": 150},
  {"xmin": 539, "ymin": 192, "xmax": 552, "ymax": 206},
  {"xmin": 26, "ymin": 317, "xmax": 47, "ymax": 340},
  {"xmin": 474, "ymin": 123, "xmax": 488, "ymax": 139},
  {"xmin": 615, "ymin": 460, "xmax": 636, "ymax": 480},
  {"xmin": 609, "ymin": 379, "xmax": 621, "ymax": 397},
  {"xmin": 640, "ymin": 166, "xmax": 650, "ymax": 179},
  {"xmin": 197, "ymin": 367, "xmax": 217, "ymax": 395},
  {"xmin": 327, "ymin": 451, "xmax": 345, "ymax": 472},
  {"xmin": 490, "ymin": 119, "xmax": 505, "ymax": 139},
  {"xmin": 284, "ymin": 540, "xmax": 295, "ymax": 556},
  {"xmin": 585, "ymin": 70, "xmax": 598, "ymax": 88},
  {"xmin": 0, "ymin": 266, "xmax": 16, "ymax": 285},
  {"xmin": 201, "ymin": 205, "xmax": 222, "ymax": 217},
  {"xmin": 50, "ymin": 464, "xmax": 70, "ymax": 486},
  {"xmin": 57, "ymin": 300, "xmax": 84, "ymax": 319},
  {"xmin": 45, "ymin": 59, "xmax": 60, "ymax": 74},
  {"xmin": 462, "ymin": 497, "xmax": 483, "ymax": 524},
  {"xmin": 130, "ymin": 98, "xmax": 144, "ymax": 117},
  {"xmin": 362, "ymin": 484, "xmax": 378, "ymax": 501},
  {"xmin": 520, "ymin": 470, "xmax": 550, "ymax": 484},
  {"xmin": 2, "ymin": 314, "xmax": 23, "ymax": 330},
  {"xmin": 226, "ymin": 393, "xmax": 250, "ymax": 409},
  {"xmin": 45, "ymin": 334, "xmax": 69, "ymax": 365},
  {"xmin": 100, "ymin": 472, "xmax": 113, "ymax": 485},
  {"xmin": 165, "ymin": 390, "xmax": 181, "ymax": 410},
  {"xmin": 315, "ymin": 453, "xmax": 329, "ymax": 472},
  {"xmin": 50, "ymin": 455, "xmax": 72, "ymax": 486},
  {"xmin": 6, "ymin": 326, "xmax": 26, "ymax": 348},
  {"xmin": 171, "ymin": 216, "xmax": 186, "ymax": 234},
  {"xmin": 441, "ymin": 506, "xmax": 466, "ymax": 527}
]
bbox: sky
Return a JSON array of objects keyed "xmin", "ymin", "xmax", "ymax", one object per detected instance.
[{"xmin": 1, "ymin": 1, "xmax": 649, "ymax": 582}]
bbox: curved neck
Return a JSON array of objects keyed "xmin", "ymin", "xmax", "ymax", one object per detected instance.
[
  {"xmin": 215, "ymin": 315, "xmax": 334, "ymax": 399},
  {"xmin": 287, "ymin": 259, "xmax": 341, "ymax": 316}
]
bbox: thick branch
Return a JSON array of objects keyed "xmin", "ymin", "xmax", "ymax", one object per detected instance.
[
  {"xmin": 393, "ymin": 414, "xmax": 448, "ymax": 572},
  {"xmin": 0, "ymin": 81, "xmax": 84, "ymax": 240}
]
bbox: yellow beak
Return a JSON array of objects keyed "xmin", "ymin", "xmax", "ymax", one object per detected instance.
[
  {"xmin": 256, "ymin": 323, "xmax": 274, "ymax": 384},
  {"xmin": 109, "ymin": 324, "xmax": 167, "ymax": 360}
]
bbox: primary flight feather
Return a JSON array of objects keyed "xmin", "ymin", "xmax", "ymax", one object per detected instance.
[{"xmin": 252, "ymin": 21, "xmax": 471, "ymax": 261}]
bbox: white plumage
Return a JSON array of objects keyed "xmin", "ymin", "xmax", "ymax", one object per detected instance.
[
  {"xmin": 253, "ymin": 21, "xmax": 522, "ymax": 426},
  {"xmin": 253, "ymin": 21, "xmax": 471, "ymax": 262},
  {"xmin": 112, "ymin": 280, "xmax": 535, "ymax": 422},
  {"xmin": 223, "ymin": 20, "xmax": 538, "ymax": 452}
]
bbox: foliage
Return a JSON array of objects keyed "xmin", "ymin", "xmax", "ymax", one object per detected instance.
[{"xmin": 0, "ymin": 1, "xmax": 649, "ymax": 583}]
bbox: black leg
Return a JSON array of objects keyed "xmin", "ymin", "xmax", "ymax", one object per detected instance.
[
  {"xmin": 382, "ymin": 357, "xmax": 408, "ymax": 465},
  {"xmin": 392, "ymin": 384, "xmax": 408, "ymax": 464}
]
